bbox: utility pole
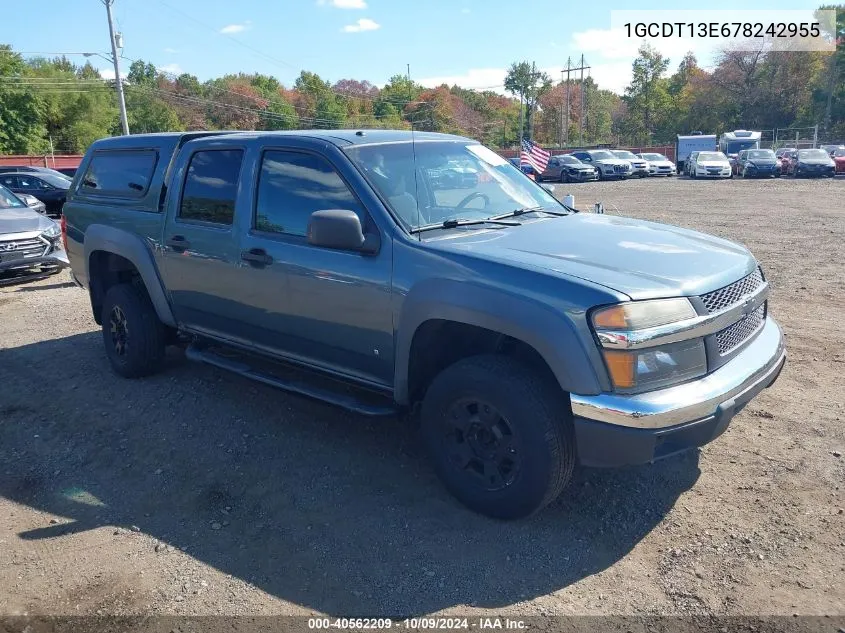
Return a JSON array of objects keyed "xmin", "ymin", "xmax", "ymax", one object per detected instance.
[
  {"xmin": 579, "ymin": 54, "xmax": 586, "ymax": 147},
  {"xmin": 104, "ymin": 0, "xmax": 129, "ymax": 135},
  {"xmin": 563, "ymin": 58, "xmax": 572, "ymax": 147}
]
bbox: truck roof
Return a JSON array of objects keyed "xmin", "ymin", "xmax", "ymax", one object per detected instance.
[{"xmin": 86, "ymin": 129, "xmax": 471, "ymax": 151}]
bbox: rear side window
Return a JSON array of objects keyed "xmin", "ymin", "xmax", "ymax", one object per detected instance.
[
  {"xmin": 81, "ymin": 150, "xmax": 158, "ymax": 197},
  {"xmin": 179, "ymin": 149, "xmax": 243, "ymax": 225}
]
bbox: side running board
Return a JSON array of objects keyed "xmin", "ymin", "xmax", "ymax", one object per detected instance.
[{"xmin": 185, "ymin": 345, "xmax": 397, "ymax": 417}]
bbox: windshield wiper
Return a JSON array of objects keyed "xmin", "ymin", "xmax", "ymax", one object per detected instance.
[
  {"xmin": 410, "ymin": 218, "xmax": 521, "ymax": 234},
  {"xmin": 493, "ymin": 205, "xmax": 572, "ymax": 220}
]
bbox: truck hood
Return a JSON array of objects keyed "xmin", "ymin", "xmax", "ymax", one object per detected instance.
[
  {"xmin": 427, "ymin": 213, "xmax": 756, "ymax": 300},
  {"xmin": 0, "ymin": 207, "xmax": 56, "ymax": 234}
]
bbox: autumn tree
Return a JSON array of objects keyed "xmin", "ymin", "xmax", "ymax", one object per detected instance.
[
  {"xmin": 622, "ymin": 44, "xmax": 671, "ymax": 144},
  {"xmin": 504, "ymin": 61, "xmax": 551, "ymax": 142}
]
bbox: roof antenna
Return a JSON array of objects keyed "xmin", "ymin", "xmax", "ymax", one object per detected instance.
[{"xmin": 408, "ymin": 63, "xmax": 422, "ymax": 241}]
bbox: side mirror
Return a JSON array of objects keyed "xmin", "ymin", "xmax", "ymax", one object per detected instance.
[{"xmin": 307, "ymin": 209, "xmax": 378, "ymax": 254}]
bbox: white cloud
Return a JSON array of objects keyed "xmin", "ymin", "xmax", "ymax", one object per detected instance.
[
  {"xmin": 98, "ymin": 67, "xmax": 127, "ymax": 81},
  {"xmin": 342, "ymin": 18, "xmax": 380, "ymax": 33},
  {"xmin": 318, "ymin": 0, "xmax": 367, "ymax": 7},
  {"xmin": 160, "ymin": 63, "xmax": 183, "ymax": 75},
  {"xmin": 220, "ymin": 21, "xmax": 251, "ymax": 34},
  {"xmin": 164, "ymin": 47, "xmax": 179, "ymax": 54},
  {"xmin": 418, "ymin": 67, "xmax": 507, "ymax": 91}
]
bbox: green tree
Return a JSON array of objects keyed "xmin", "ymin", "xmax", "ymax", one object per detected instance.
[
  {"xmin": 622, "ymin": 44, "xmax": 671, "ymax": 144},
  {"xmin": 127, "ymin": 60, "xmax": 158, "ymax": 86},
  {"xmin": 504, "ymin": 61, "xmax": 551, "ymax": 141},
  {"xmin": 0, "ymin": 47, "xmax": 48, "ymax": 153}
]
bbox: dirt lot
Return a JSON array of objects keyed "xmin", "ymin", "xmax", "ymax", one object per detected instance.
[{"xmin": 1, "ymin": 176, "xmax": 843, "ymax": 620}]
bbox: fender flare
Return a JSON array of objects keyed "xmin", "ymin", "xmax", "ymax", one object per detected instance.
[
  {"xmin": 393, "ymin": 279, "xmax": 605, "ymax": 404},
  {"xmin": 83, "ymin": 224, "xmax": 176, "ymax": 327}
]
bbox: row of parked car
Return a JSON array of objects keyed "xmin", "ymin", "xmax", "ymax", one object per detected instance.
[
  {"xmin": 509, "ymin": 149, "xmax": 677, "ymax": 183},
  {"xmin": 683, "ymin": 146, "xmax": 844, "ymax": 179},
  {"xmin": 508, "ymin": 145, "xmax": 845, "ymax": 183}
]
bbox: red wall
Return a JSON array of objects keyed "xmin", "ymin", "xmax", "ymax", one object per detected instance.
[{"xmin": 0, "ymin": 155, "xmax": 83, "ymax": 168}]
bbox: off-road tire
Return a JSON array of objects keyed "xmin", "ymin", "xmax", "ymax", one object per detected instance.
[
  {"xmin": 421, "ymin": 354, "xmax": 575, "ymax": 520},
  {"xmin": 101, "ymin": 283, "xmax": 167, "ymax": 378}
]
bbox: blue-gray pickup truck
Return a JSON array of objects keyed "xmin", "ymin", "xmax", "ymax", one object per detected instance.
[{"xmin": 62, "ymin": 130, "xmax": 786, "ymax": 519}]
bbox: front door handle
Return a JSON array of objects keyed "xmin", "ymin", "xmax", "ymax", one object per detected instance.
[
  {"xmin": 166, "ymin": 235, "xmax": 190, "ymax": 250},
  {"xmin": 241, "ymin": 248, "xmax": 273, "ymax": 266}
]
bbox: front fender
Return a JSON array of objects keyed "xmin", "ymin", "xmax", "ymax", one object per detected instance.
[
  {"xmin": 84, "ymin": 224, "xmax": 176, "ymax": 327},
  {"xmin": 393, "ymin": 279, "xmax": 609, "ymax": 404}
]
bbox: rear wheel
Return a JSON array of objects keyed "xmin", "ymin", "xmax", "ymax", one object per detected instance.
[
  {"xmin": 421, "ymin": 355, "xmax": 575, "ymax": 520},
  {"xmin": 101, "ymin": 283, "xmax": 167, "ymax": 378}
]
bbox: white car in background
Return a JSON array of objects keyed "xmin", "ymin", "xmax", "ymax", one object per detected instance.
[
  {"xmin": 691, "ymin": 151, "xmax": 733, "ymax": 179},
  {"xmin": 637, "ymin": 152, "xmax": 676, "ymax": 176}
]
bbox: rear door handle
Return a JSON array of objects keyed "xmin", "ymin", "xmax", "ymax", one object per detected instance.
[
  {"xmin": 166, "ymin": 236, "xmax": 190, "ymax": 250},
  {"xmin": 241, "ymin": 248, "xmax": 273, "ymax": 266}
]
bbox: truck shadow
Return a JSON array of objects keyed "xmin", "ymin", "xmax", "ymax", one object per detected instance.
[{"xmin": 0, "ymin": 331, "xmax": 700, "ymax": 616}]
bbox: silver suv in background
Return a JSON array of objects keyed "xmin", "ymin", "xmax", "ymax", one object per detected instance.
[{"xmin": 570, "ymin": 150, "xmax": 632, "ymax": 180}]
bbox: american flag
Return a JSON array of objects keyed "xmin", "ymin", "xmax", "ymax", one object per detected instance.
[{"xmin": 520, "ymin": 138, "xmax": 551, "ymax": 173}]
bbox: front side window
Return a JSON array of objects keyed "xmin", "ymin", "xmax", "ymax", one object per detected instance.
[
  {"xmin": 254, "ymin": 150, "xmax": 365, "ymax": 237},
  {"xmin": 179, "ymin": 149, "xmax": 243, "ymax": 225}
]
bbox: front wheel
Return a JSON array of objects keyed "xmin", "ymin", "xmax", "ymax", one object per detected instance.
[
  {"xmin": 101, "ymin": 283, "xmax": 167, "ymax": 378},
  {"xmin": 421, "ymin": 355, "xmax": 575, "ymax": 520}
]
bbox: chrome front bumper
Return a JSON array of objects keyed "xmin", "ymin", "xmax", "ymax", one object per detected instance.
[{"xmin": 571, "ymin": 317, "xmax": 785, "ymax": 430}]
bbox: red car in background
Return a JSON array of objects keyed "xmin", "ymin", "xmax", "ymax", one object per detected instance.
[
  {"xmin": 833, "ymin": 148, "xmax": 845, "ymax": 175},
  {"xmin": 775, "ymin": 147, "xmax": 795, "ymax": 172}
]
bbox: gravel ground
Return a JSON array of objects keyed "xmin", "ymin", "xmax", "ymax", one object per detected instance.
[{"xmin": 0, "ymin": 175, "xmax": 843, "ymax": 620}]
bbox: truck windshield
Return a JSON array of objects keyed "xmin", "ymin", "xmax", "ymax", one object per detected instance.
[
  {"xmin": 345, "ymin": 141, "xmax": 561, "ymax": 231},
  {"xmin": 0, "ymin": 184, "xmax": 26, "ymax": 209}
]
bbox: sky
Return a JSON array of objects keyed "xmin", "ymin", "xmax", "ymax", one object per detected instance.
[{"xmin": 3, "ymin": 0, "xmax": 831, "ymax": 96}]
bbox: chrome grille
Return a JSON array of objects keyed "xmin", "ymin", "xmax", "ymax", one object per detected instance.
[
  {"xmin": 0, "ymin": 236, "xmax": 49, "ymax": 259},
  {"xmin": 700, "ymin": 268, "xmax": 764, "ymax": 313},
  {"xmin": 716, "ymin": 304, "xmax": 766, "ymax": 355}
]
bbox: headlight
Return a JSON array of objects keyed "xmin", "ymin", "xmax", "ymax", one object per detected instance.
[
  {"xmin": 591, "ymin": 298, "xmax": 706, "ymax": 393},
  {"xmin": 42, "ymin": 223, "xmax": 61, "ymax": 239},
  {"xmin": 593, "ymin": 298, "xmax": 696, "ymax": 330},
  {"xmin": 602, "ymin": 339, "xmax": 707, "ymax": 393}
]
